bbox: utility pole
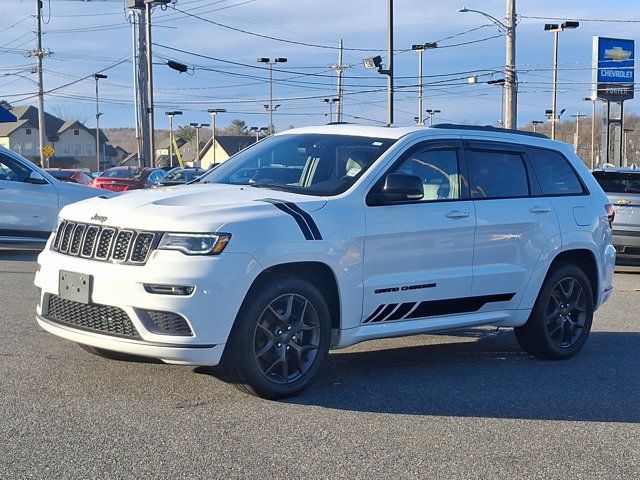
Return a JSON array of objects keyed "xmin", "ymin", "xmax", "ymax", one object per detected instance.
[
  {"xmin": 623, "ymin": 128, "xmax": 634, "ymax": 167},
  {"xmin": 34, "ymin": 0, "xmax": 47, "ymax": 168},
  {"xmin": 387, "ymin": 0, "xmax": 394, "ymax": 125},
  {"xmin": 144, "ymin": 2, "xmax": 156, "ymax": 167},
  {"xmin": 570, "ymin": 111, "xmax": 587, "ymax": 155},
  {"xmin": 128, "ymin": 10, "xmax": 142, "ymax": 165},
  {"xmin": 504, "ymin": 0, "xmax": 517, "ymax": 130},
  {"xmin": 330, "ymin": 40, "xmax": 349, "ymax": 122},
  {"xmin": 94, "ymin": 74, "xmax": 107, "ymax": 172}
]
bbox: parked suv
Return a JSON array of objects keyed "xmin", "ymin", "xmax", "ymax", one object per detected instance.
[
  {"xmin": 592, "ymin": 165, "xmax": 640, "ymax": 264},
  {"xmin": 35, "ymin": 124, "xmax": 616, "ymax": 399}
]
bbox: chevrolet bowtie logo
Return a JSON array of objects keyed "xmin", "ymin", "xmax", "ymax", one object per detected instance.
[{"xmin": 604, "ymin": 47, "xmax": 632, "ymax": 62}]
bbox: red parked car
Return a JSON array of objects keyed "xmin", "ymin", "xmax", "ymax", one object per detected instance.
[
  {"xmin": 89, "ymin": 166, "xmax": 167, "ymax": 192},
  {"xmin": 45, "ymin": 168, "xmax": 94, "ymax": 185}
]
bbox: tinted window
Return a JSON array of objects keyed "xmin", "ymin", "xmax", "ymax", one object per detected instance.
[
  {"xmin": 468, "ymin": 150, "xmax": 529, "ymax": 199},
  {"xmin": 528, "ymin": 148, "xmax": 584, "ymax": 195},
  {"xmin": 0, "ymin": 153, "xmax": 31, "ymax": 182},
  {"xmin": 390, "ymin": 147, "xmax": 462, "ymax": 201},
  {"xmin": 592, "ymin": 171, "xmax": 640, "ymax": 194},
  {"xmin": 48, "ymin": 170, "xmax": 75, "ymax": 180},
  {"xmin": 198, "ymin": 134, "xmax": 396, "ymax": 196},
  {"xmin": 101, "ymin": 168, "xmax": 144, "ymax": 179}
]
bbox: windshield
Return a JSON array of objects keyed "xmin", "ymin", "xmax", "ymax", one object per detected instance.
[
  {"xmin": 164, "ymin": 169, "xmax": 203, "ymax": 182},
  {"xmin": 196, "ymin": 133, "xmax": 396, "ymax": 196},
  {"xmin": 593, "ymin": 171, "xmax": 640, "ymax": 194},
  {"xmin": 101, "ymin": 168, "xmax": 144, "ymax": 179}
]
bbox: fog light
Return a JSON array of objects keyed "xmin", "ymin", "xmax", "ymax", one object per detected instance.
[{"xmin": 143, "ymin": 284, "xmax": 195, "ymax": 295}]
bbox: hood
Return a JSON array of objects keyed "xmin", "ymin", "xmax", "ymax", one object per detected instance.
[{"xmin": 58, "ymin": 183, "xmax": 327, "ymax": 232}]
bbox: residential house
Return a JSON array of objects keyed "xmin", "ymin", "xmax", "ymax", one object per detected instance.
[
  {"xmin": 0, "ymin": 105, "xmax": 124, "ymax": 171},
  {"xmin": 197, "ymin": 135, "xmax": 256, "ymax": 169}
]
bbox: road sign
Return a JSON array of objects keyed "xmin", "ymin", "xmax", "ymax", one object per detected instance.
[
  {"xmin": 42, "ymin": 144, "xmax": 54, "ymax": 158},
  {"xmin": 593, "ymin": 36, "xmax": 635, "ymax": 100}
]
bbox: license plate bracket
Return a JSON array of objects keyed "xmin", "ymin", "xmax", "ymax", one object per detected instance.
[{"xmin": 59, "ymin": 270, "xmax": 92, "ymax": 304}]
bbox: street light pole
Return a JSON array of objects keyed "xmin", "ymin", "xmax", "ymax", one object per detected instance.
[
  {"xmin": 458, "ymin": 3, "xmax": 517, "ymax": 129},
  {"xmin": 411, "ymin": 43, "xmax": 438, "ymax": 125},
  {"xmin": 165, "ymin": 111, "xmax": 182, "ymax": 167},
  {"xmin": 425, "ymin": 109, "xmax": 441, "ymax": 126},
  {"xmin": 584, "ymin": 96, "xmax": 597, "ymax": 169},
  {"xmin": 207, "ymin": 108, "xmax": 226, "ymax": 166},
  {"xmin": 189, "ymin": 122, "xmax": 210, "ymax": 165},
  {"xmin": 545, "ymin": 21, "xmax": 579, "ymax": 140},
  {"xmin": 531, "ymin": 120, "xmax": 544, "ymax": 133},
  {"xmin": 93, "ymin": 73, "xmax": 107, "ymax": 172},
  {"xmin": 257, "ymin": 57, "xmax": 287, "ymax": 134},
  {"xmin": 387, "ymin": 0, "xmax": 394, "ymax": 125}
]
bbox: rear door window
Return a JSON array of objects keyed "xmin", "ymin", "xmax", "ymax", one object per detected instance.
[
  {"xmin": 527, "ymin": 147, "xmax": 584, "ymax": 195},
  {"xmin": 592, "ymin": 171, "xmax": 640, "ymax": 194},
  {"xmin": 467, "ymin": 148, "xmax": 529, "ymax": 199}
]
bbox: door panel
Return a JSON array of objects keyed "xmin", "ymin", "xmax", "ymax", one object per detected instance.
[
  {"xmin": 465, "ymin": 142, "xmax": 560, "ymax": 309},
  {"xmin": 0, "ymin": 153, "xmax": 58, "ymax": 236},
  {"xmin": 362, "ymin": 141, "xmax": 476, "ymax": 324}
]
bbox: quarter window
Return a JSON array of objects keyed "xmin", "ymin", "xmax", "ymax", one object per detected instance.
[
  {"xmin": 468, "ymin": 150, "xmax": 529, "ymax": 199},
  {"xmin": 389, "ymin": 147, "xmax": 462, "ymax": 201},
  {"xmin": 527, "ymin": 148, "xmax": 584, "ymax": 195}
]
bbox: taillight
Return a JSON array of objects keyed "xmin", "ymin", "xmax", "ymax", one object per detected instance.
[{"xmin": 605, "ymin": 203, "xmax": 616, "ymax": 227}]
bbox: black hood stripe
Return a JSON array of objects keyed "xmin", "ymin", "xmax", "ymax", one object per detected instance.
[{"xmin": 260, "ymin": 199, "xmax": 322, "ymax": 240}]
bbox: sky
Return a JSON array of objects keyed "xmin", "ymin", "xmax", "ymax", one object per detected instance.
[{"xmin": 1, "ymin": 0, "xmax": 639, "ymax": 133}]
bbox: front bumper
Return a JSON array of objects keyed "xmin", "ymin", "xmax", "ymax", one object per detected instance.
[{"xmin": 35, "ymin": 245, "xmax": 262, "ymax": 365}]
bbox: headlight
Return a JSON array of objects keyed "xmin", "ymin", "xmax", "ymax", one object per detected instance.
[{"xmin": 157, "ymin": 232, "xmax": 231, "ymax": 255}]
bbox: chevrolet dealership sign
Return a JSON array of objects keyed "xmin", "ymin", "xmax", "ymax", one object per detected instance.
[{"xmin": 593, "ymin": 36, "xmax": 635, "ymax": 100}]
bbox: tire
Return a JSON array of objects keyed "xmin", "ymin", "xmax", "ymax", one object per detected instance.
[
  {"xmin": 77, "ymin": 343, "xmax": 154, "ymax": 363},
  {"xmin": 514, "ymin": 263, "xmax": 594, "ymax": 360},
  {"xmin": 222, "ymin": 274, "xmax": 331, "ymax": 399}
]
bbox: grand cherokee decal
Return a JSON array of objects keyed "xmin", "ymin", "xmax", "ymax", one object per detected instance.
[
  {"xmin": 363, "ymin": 293, "xmax": 516, "ymax": 324},
  {"xmin": 260, "ymin": 199, "xmax": 323, "ymax": 240}
]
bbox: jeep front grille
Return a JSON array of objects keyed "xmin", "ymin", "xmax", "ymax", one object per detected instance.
[{"xmin": 52, "ymin": 220, "xmax": 158, "ymax": 265}]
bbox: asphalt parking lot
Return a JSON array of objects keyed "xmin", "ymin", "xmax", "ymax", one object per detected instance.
[{"xmin": 1, "ymin": 251, "xmax": 639, "ymax": 479}]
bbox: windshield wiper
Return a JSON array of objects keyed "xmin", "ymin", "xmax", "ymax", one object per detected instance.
[{"xmin": 249, "ymin": 183, "xmax": 291, "ymax": 191}]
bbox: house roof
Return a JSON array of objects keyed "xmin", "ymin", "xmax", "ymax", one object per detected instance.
[
  {"xmin": 199, "ymin": 134, "xmax": 255, "ymax": 159},
  {"xmin": 0, "ymin": 118, "xmax": 37, "ymax": 137}
]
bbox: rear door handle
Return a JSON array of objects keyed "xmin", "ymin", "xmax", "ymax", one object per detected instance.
[
  {"xmin": 529, "ymin": 206, "xmax": 551, "ymax": 214},
  {"xmin": 446, "ymin": 210, "xmax": 470, "ymax": 219}
]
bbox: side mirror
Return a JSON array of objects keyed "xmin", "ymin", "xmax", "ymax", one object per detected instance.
[
  {"xmin": 26, "ymin": 171, "xmax": 48, "ymax": 185},
  {"xmin": 369, "ymin": 173, "xmax": 424, "ymax": 205}
]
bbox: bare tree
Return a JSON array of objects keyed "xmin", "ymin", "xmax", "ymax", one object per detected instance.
[{"xmin": 52, "ymin": 105, "xmax": 89, "ymax": 125}]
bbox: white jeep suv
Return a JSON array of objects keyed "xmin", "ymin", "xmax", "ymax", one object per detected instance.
[{"xmin": 35, "ymin": 124, "xmax": 616, "ymax": 399}]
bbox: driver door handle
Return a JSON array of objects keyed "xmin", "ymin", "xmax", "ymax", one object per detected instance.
[
  {"xmin": 446, "ymin": 210, "xmax": 470, "ymax": 219},
  {"xmin": 529, "ymin": 206, "xmax": 551, "ymax": 214}
]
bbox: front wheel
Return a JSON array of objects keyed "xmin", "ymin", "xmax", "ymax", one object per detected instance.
[
  {"xmin": 514, "ymin": 264, "xmax": 594, "ymax": 360},
  {"xmin": 222, "ymin": 275, "xmax": 331, "ymax": 399}
]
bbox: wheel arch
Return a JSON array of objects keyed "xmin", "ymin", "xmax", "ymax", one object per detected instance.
[
  {"xmin": 547, "ymin": 249, "xmax": 598, "ymax": 300},
  {"xmin": 247, "ymin": 261, "xmax": 341, "ymax": 330}
]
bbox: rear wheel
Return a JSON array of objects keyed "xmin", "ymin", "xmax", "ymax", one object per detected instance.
[
  {"xmin": 514, "ymin": 264, "xmax": 594, "ymax": 360},
  {"xmin": 223, "ymin": 275, "xmax": 331, "ymax": 399}
]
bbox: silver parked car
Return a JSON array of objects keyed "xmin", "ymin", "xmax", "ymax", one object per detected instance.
[
  {"xmin": 592, "ymin": 165, "xmax": 640, "ymax": 264},
  {"xmin": 0, "ymin": 146, "xmax": 116, "ymax": 250}
]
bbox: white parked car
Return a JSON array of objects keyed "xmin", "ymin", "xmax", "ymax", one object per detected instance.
[
  {"xmin": 0, "ymin": 146, "xmax": 114, "ymax": 249},
  {"xmin": 35, "ymin": 124, "xmax": 616, "ymax": 399}
]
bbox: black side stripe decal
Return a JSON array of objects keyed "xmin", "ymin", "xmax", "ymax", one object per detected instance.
[
  {"xmin": 362, "ymin": 293, "xmax": 516, "ymax": 324},
  {"xmin": 363, "ymin": 304, "xmax": 385, "ymax": 323},
  {"xmin": 260, "ymin": 199, "xmax": 322, "ymax": 240},
  {"xmin": 369, "ymin": 303, "xmax": 398, "ymax": 323}
]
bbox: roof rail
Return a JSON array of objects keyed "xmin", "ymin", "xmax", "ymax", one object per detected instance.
[{"xmin": 430, "ymin": 123, "xmax": 548, "ymax": 139}]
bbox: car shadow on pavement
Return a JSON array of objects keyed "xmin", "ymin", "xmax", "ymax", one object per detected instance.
[{"xmin": 285, "ymin": 329, "xmax": 640, "ymax": 423}]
